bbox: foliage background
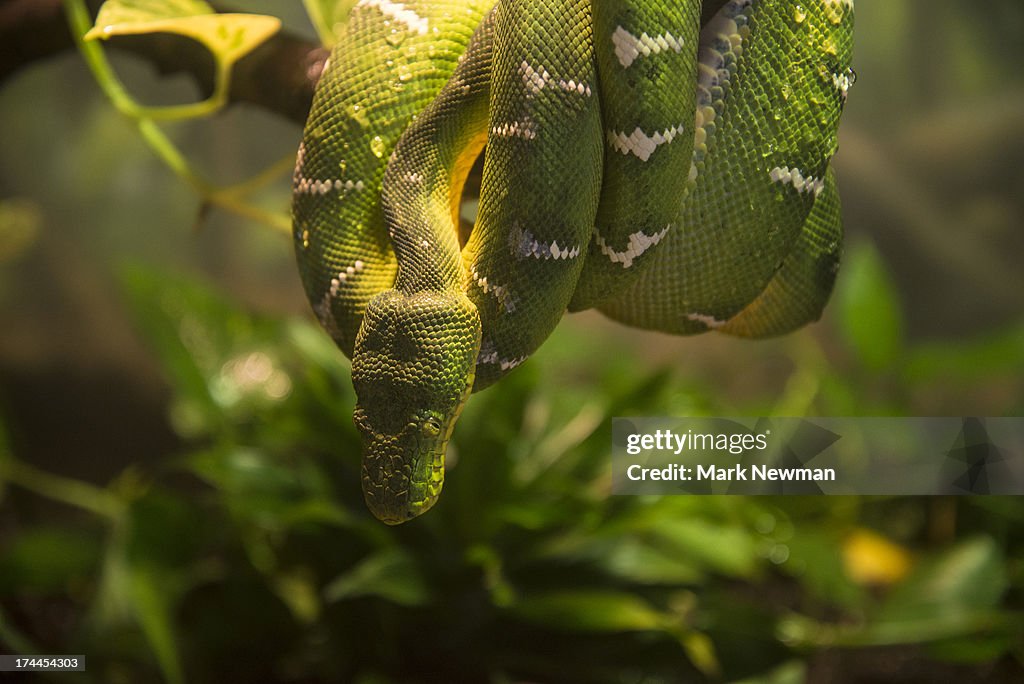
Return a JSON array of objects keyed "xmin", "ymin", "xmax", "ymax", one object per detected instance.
[{"xmin": 1, "ymin": 1, "xmax": 1022, "ymax": 682}]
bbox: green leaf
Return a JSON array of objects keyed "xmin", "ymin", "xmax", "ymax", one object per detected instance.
[
  {"xmin": 324, "ymin": 548, "xmax": 430, "ymax": 607},
  {"xmin": 119, "ymin": 265, "xmax": 226, "ymax": 434},
  {"xmin": 876, "ymin": 536, "xmax": 1006, "ymax": 622},
  {"xmin": 125, "ymin": 487, "xmax": 212, "ymax": 569},
  {"xmin": 272, "ymin": 569, "xmax": 321, "ymax": 624},
  {"xmin": 185, "ymin": 447, "xmax": 352, "ymax": 531},
  {"xmin": 507, "ymin": 591, "xmax": 669, "ymax": 633},
  {"xmin": 646, "ymin": 518, "xmax": 761, "ymax": 579},
  {"xmin": 810, "ymin": 537, "xmax": 1015, "ymax": 647},
  {"xmin": 590, "ymin": 537, "xmax": 705, "ymax": 585},
  {"xmin": 0, "ymin": 527, "xmax": 101, "ymax": 596},
  {"xmin": 91, "ymin": 0, "xmax": 217, "ymax": 24},
  {"xmin": 286, "ymin": 319, "xmax": 350, "ymax": 378},
  {"xmin": 906, "ymin": 323, "xmax": 1024, "ymax": 383},
  {"xmin": 834, "ymin": 241, "xmax": 903, "ymax": 371},
  {"xmin": 731, "ymin": 660, "xmax": 807, "ymax": 684},
  {"xmin": 119, "ymin": 265, "xmax": 300, "ymax": 437},
  {"xmin": 86, "ymin": 0, "xmax": 280, "ymax": 70},
  {"xmin": 130, "ymin": 564, "xmax": 185, "ymax": 684},
  {"xmin": 926, "ymin": 631, "xmax": 1021, "ymax": 665},
  {"xmin": 784, "ymin": 530, "xmax": 866, "ymax": 610},
  {"xmin": 91, "ymin": 511, "xmax": 186, "ymax": 684},
  {"xmin": 680, "ymin": 629, "xmax": 721, "ymax": 678}
]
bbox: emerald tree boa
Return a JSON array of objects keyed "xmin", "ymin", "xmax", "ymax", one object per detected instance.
[{"xmin": 292, "ymin": 0, "xmax": 855, "ymax": 523}]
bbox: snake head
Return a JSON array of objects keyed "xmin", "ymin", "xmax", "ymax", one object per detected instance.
[{"xmin": 351, "ymin": 289, "xmax": 481, "ymax": 524}]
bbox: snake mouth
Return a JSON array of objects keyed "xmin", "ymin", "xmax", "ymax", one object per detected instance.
[
  {"xmin": 361, "ymin": 456, "xmax": 445, "ymax": 525},
  {"xmin": 357, "ymin": 421, "xmax": 447, "ymax": 525}
]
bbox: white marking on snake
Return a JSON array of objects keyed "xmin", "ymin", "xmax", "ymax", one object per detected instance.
[
  {"xmin": 832, "ymin": 69, "xmax": 854, "ymax": 102},
  {"xmin": 594, "ymin": 225, "xmax": 670, "ymax": 268},
  {"xmin": 294, "ymin": 145, "xmax": 367, "ymax": 196},
  {"xmin": 316, "ymin": 260, "xmax": 363, "ymax": 340},
  {"xmin": 769, "ymin": 166, "xmax": 825, "ymax": 197},
  {"xmin": 328, "ymin": 259, "xmax": 366, "ymax": 296},
  {"xmin": 498, "ymin": 63, "xmax": 592, "ymax": 144},
  {"xmin": 606, "ymin": 124, "xmax": 686, "ymax": 162},
  {"xmin": 295, "ymin": 177, "xmax": 366, "ymax": 196},
  {"xmin": 478, "ymin": 342, "xmax": 528, "ymax": 372},
  {"xmin": 357, "ymin": 0, "xmax": 428, "ymax": 35},
  {"xmin": 509, "ymin": 222, "xmax": 580, "ymax": 260},
  {"xmin": 470, "ymin": 264, "xmax": 516, "ymax": 313},
  {"xmin": 491, "ymin": 119, "xmax": 537, "ymax": 140},
  {"xmin": 483, "ymin": 351, "xmax": 527, "ymax": 371},
  {"xmin": 686, "ymin": 312, "xmax": 727, "ymax": 329},
  {"xmin": 611, "ymin": 26, "xmax": 685, "ymax": 68},
  {"xmin": 499, "ymin": 355, "xmax": 527, "ymax": 371},
  {"xmin": 519, "ymin": 61, "xmax": 593, "ymax": 97},
  {"xmin": 520, "ymin": 62, "xmax": 548, "ymax": 94}
]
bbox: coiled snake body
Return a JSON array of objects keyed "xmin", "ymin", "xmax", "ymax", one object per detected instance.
[{"xmin": 292, "ymin": 0, "xmax": 855, "ymax": 523}]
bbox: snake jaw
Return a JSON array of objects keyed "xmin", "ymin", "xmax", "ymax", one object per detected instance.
[
  {"xmin": 351, "ymin": 289, "xmax": 481, "ymax": 524},
  {"xmin": 357, "ymin": 418, "xmax": 447, "ymax": 524}
]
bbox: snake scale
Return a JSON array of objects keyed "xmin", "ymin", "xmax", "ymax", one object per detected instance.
[{"xmin": 292, "ymin": 0, "xmax": 855, "ymax": 523}]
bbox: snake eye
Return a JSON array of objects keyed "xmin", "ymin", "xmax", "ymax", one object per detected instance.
[{"xmin": 422, "ymin": 417, "xmax": 442, "ymax": 437}]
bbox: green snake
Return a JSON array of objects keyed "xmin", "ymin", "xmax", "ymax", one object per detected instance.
[{"xmin": 292, "ymin": 0, "xmax": 855, "ymax": 523}]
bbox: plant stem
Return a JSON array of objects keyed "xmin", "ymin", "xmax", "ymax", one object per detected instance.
[
  {"xmin": 62, "ymin": 0, "xmax": 291, "ymax": 234},
  {"xmin": 1, "ymin": 457, "xmax": 123, "ymax": 520}
]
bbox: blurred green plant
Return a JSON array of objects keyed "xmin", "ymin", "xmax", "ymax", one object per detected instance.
[{"xmin": 2, "ymin": 251, "xmax": 1022, "ymax": 682}]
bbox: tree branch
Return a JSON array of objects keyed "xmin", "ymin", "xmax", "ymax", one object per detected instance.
[
  {"xmin": 0, "ymin": 0, "xmax": 324, "ymax": 126},
  {"xmin": 1, "ymin": 1, "xmax": 731, "ymax": 127}
]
